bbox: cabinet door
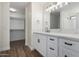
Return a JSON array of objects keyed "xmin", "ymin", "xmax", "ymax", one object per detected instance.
[
  {"xmin": 62, "ymin": 48, "xmax": 71, "ymax": 57},
  {"xmin": 59, "ymin": 38, "xmax": 79, "ymax": 53},
  {"xmin": 33, "ymin": 33, "xmax": 47, "ymax": 56},
  {"xmin": 61, "ymin": 48, "xmax": 79, "ymax": 57},
  {"xmin": 70, "ymin": 51, "xmax": 79, "ymax": 57},
  {"xmin": 33, "ymin": 33, "xmax": 39, "ymax": 50},
  {"xmin": 59, "ymin": 38, "xmax": 79, "ymax": 57},
  {"xmin": 38, "ymin": 34, "xmax": 47, "ymax": 56}
]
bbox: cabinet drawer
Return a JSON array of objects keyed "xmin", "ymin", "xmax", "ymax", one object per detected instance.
[
  {"xmin": 61, "ymin": 39, "xmax": 79, "ymax": 52},
  {"xmin": 47, "ymin": 43, "xmax": 58, "ymax": 57},
  {"xmin": 48, "ymin": 36, "xmax": 58, "ymax": 45},
  {"xmin": 62, "ymin": 48, "xmax": 71, "ymax": 57},
  {"xmin": 62, "ymin": 48, "xmax": 79, "ymax": 57},
  {"xmin": 47, "ymin": 52, "xmax": 56, "ymax": 57}
]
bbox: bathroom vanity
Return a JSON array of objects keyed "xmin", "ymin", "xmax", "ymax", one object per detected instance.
[{"xmin": 32, "ymin": 32, "xmax": 79, "ymax": 57}]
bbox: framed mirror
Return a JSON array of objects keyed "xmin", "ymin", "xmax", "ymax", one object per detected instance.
[{"xmin": 50, "ymin": 12, "xmax": 60, "ymax": 29}]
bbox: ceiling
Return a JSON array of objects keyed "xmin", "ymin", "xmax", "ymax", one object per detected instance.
[
  {"xmin": 10, "ymin": 2, "xmax": 30, "ymax": 12},
  {"xmin": 10, "ymin": 2, "xmax": 56, "ymax": 13}
]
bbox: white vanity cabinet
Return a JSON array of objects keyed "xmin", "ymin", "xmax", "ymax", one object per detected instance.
[
  {"xmin": 33, "ymin": 32, "xmax": 79, "ymax": 57},
  {"xmin": 33, "ymin": 33, "xmax": 58, "ymax": 57},
  {"xmin": 33, "ymin": 33, "xmax": 47, "ymax": 56},
  {"xmin": 59, "ymin": 38, "xmax": 79, "ymax": 57}
]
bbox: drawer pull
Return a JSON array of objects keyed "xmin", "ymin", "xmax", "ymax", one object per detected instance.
[
  {"xmin": 65, "ymin": 42, "xmax": 72, "ymax": 46},
  {"xmin": 50, "ymin": 38, "xmax": 54, "ymax": 41},
  {"xmin": 50, "ymin": 47, "xmax": 54, "ymax": 50}
]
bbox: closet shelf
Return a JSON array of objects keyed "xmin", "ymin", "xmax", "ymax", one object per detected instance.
[
  {"xmin": 10, "ymin": 29, "xmax": 24, "ymax": 31},
  {"xmin": 10, "ymin": 16, "xmax": 25, "ymax": 20}
]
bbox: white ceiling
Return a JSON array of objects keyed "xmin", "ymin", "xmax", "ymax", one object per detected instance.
[
  {"xmin": 10, "ymin": 2, "xmax": 55, "ymax": 12},
  {"xmin": 10, "ymin": 2, "xmax": 30, "ymax": 11}
]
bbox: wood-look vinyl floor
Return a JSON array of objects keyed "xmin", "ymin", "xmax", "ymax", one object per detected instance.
[{"xmin": 0, "ymin": 40, "xmax": 42, "ymax": 57}]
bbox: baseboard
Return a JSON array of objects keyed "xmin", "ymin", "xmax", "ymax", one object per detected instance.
[
  {"xmin": 10, "ymin": 39, "xmax": 25, "ymax": 42},
  {"xmin": 0, "ymin": 46, "xmax": 10, "ymax": 52},
  {"xmin": 29, "ymin": 45, "xmax": 35, "ymax": 51},
  {"xmin": 25, "ymin": 43, "xmax": 34, "ymax": 51}
]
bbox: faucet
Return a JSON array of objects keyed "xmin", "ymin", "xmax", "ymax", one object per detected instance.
[{"xmin": 45, "ymin": 27, "xmax": 50, "ymax": 32}]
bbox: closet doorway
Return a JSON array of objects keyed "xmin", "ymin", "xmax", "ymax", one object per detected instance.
[{"xmin": 10, "ymin": 2, "xmax": 26, "ymax": 48}]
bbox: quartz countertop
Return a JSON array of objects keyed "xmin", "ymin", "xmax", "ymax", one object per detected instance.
[{"xmin": 33, "ymin": 31, "xmax": 79, "ymax": 41}]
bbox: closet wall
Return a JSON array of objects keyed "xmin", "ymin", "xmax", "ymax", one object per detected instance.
[{"xmin": 10, "ymin": 10, "xmax": 25, "ymax": 41}]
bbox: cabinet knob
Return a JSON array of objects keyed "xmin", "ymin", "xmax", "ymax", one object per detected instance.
[
  {"xmin": 37, "ymin": 39, "xmax": 40, "ymax": 43},
  {"xmin": 65, "ymin": 42, "xmax": 72, "ymax": 46},
  {"xmin": 64, "ymin": 55, "xmax": 67, "ymax": 57},
  {"xmin": 50, "ymin": 38, "xmax": 54, "ymax": 41}
]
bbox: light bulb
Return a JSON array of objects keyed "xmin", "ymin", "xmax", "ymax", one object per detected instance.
[{"xmin": 10, "ymin": 8, "xmax": 16, "ymax": 12}]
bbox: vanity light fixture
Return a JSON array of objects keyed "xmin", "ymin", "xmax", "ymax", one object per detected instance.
[
  {"xmin": 45, "ymin": 2, "xmax": 70, "ymax": 12},
  {"xmin": 57, "ymin": 2, "xmax": 63, "ymax": 6},
  {"xmin": 9, "ymin": 8, "xmax": 16, "ymax": 12},
  {"xmin": 45, "ymin": 5, "xmax": 56, "ymax": 12},
  {"xmin": 45, "ymin": 2, "xmax": 63, "ymax": 12}
]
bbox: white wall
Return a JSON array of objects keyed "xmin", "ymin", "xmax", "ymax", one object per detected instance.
[
  {"xmin": 25, "ymin": 3, "xmax": 32, "ymax": 48},
  {"xmin": 0, "ymin": 3, "xmax": 2, "ymax": 51},
  {"xmin": 0, "ymin": 3, "xmax": 10, "ymax": 51},
  {"xmin": 10, "ymin": 12, "xmax": 25, "ymax": 19},
  {"xmin": 32, "ymin": 2, "xmax": 43, "ymax": 33},
  {"xmin": 60, "ymin": 3, "xmax": 79, "ymax": 32},
  {"xmin": 42, "ymin": 3, "xmax": 51, "ymax": 32},
  {"xmin": 43, "ymin": 11, "xmax": 50, "ymax": 32}
]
